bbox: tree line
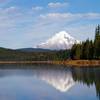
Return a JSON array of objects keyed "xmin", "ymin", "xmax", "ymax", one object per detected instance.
[
  {"xmin": 71, "ymin": 25, "xmax": 100, "ymax": 60},
  {"xmin": 0, "ymin": 47, "xmax": 70, "ymax": 61}
]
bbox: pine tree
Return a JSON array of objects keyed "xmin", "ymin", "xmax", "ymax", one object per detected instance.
[
  {"xmin": 70, "ymin": 44, "xmax": 77, "ymax": 59},
  {"xmin": 94, "ymin": 25, "xmax": 100, "ymax": 59},
  {"xmin": 85, "ymin": 39, "xmax": 90, "ymax": 59},
  {"xmin": 75, "ymin": 44, "xmax": 81, "ymax": 59},
  {"xmin": 89, "ymin": 40, "xmax": 94, "ymax": 59},
  {"xmin": 81, "ymin": 39, "xmax": 90, "ymax": 59}
]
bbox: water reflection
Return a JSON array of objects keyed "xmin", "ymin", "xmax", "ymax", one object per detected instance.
[
  {"xmin": 0, "ymin": 65, "xmax": 100, "ymax": 100},
  {"xmin": 0, "ymin": 66, "xmax": 75, "ymax": 92},
  {"xmin": 32, "ymin": 68, "xmax": 75, "ymax": 92},
  {"xmin": 71, "ymin": 67, "xmax": 100, "ymax": 99}
]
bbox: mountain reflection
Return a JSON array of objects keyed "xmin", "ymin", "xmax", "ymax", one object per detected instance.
[
  {"xmin": 0, "ymin": 66, "xmax": 75, "ymax": 92},
  {"xmin": 32, "ymin": 68, "xmax": 75, "ymax": 92},
  {"xmin": 0, "ymin": 65, "xmax": 100, "ymax": 99}
]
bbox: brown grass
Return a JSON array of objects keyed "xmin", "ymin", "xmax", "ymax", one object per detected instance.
[
  {"xmin": 0, "ymin": 60, "xmax": 100, "ymax": 67},
  {"xmin": 54, "ymin": 60, "xmax": 100, "ymax": 67}
]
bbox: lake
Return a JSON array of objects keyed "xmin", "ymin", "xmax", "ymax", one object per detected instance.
[{"xmin": 0, "ymin": 64, "xmax": 100, "ymax": 100}]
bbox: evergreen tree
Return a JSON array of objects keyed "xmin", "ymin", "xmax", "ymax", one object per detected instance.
[
  {"xmin": 81, "ymin": 39, "xmax": 90, "ymax": 59},
  {"xmin": 74, "ymin": 44, "xmax": 81, "ymax": 59},
  {"xmin": 70, "ymin": 44, "xmax": 77, "ymax": 59},
  {"xmin": 94, "ymin": 25, "xmax": 100, "ymax": 59},
  {"xmin": 88, "ymin": 40, "xmax": 94, "ymax": 60},
  {"xmin": 85, "ymin": 39, "xmax": 90, "ymax": 59},
  {"xmin": 71, "ymin": 44, "xmax": 81, "ymax": 60}
]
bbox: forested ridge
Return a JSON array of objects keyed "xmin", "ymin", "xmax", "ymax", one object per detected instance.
[{"xmin": 0, "ymin": 47, "xmax": 70, "ymax": 61}]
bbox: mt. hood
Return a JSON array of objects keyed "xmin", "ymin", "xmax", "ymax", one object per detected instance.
[{"xmin": 37, "ymin": 31, "xmax": 80, "ymax": 50}]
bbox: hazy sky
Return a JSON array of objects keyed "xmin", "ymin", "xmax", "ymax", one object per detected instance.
[{"xmin": 0, "ymin": 0, "xmax": 100, "ymax": 49}]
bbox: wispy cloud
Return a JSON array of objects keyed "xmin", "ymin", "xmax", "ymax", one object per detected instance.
[
  {"xmin": 0, "ymin": 6, "xmax": 37, "ymax": 48},
  {"xmin": 32, "ymin": 6, "xmax": 43, "ymax": 11},
  {"xmin": 48, "ymin": 2, "xmax": 68, "ymax": 8},
  {"xmin": 83, "ymin": 13, "xmax": 100, "ymax": 19},
  {"xmin": 40, "ymin": 13, "xmax": 100, "ymax": 21},
  {"xmin": 0, "ymin": 7, "xmax": 16, "ymax": 29},
  {"xmin": 2, "ymin": 6, "xmax": 19, "ymax": 13},
  {"xmin": 0, "ymin": 6, "xmax": 33, "ymax": 35}
]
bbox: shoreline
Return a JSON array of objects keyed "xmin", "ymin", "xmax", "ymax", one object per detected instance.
[
  {"xmin": 53, "ymin": 60, "xmax": 100, "ymax": 67},
  {"xmin": 0, "ymin": 60, "xmax": 100, "ymax": 67}
]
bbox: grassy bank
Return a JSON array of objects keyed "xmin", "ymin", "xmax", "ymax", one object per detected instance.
[
  {"xmin": 53, "ymin": 60, "xmax": 100, "ymax": 67},
  {"xmin": 0, "ymin": 60, "xmax": 100, "ymax": 67}
]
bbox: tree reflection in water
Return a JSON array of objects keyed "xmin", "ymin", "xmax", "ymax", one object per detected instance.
[{"xmin": 71, "ymin": 67, "xmax": 100, "ymax": 99}]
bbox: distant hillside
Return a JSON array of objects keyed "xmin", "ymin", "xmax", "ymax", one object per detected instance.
[
  {"xmin": 0, "ymin": 47, "xmax": 13, "ymax": 52},
  {"xmin": 0, "ymin": 47, "xmax": 70, "ymax": 61},
  {"xmin": 16, "ymin": 48, "xmax": 53, "ymax": 52}
]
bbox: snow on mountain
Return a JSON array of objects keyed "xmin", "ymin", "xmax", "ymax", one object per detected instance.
[{"xmin": 37, "ymin": 31, "xmax": 80, "ymax": 50}]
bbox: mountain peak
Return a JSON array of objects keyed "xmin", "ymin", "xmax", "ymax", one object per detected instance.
[
  {"xmin": 36, "ymin": 31, "xmax": 80, "ymax": 50},
  {"xmin": 55, "ymin": 31, "xmax": 72, "ymax": 38}
]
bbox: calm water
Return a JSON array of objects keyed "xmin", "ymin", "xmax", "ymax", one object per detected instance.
[{"xmin": 0, "ymin": 64, "xmax": 100, "ymax": 100}]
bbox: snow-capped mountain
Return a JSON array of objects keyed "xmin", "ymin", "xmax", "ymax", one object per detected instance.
[{"xmin": 37, "ymin": 31, "xmax": 80, "ymax": 50}]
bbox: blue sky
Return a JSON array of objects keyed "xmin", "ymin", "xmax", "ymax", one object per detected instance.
[{"xmin": 0, "ymin": 0, "xmax": 100, "ymax": 49}]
